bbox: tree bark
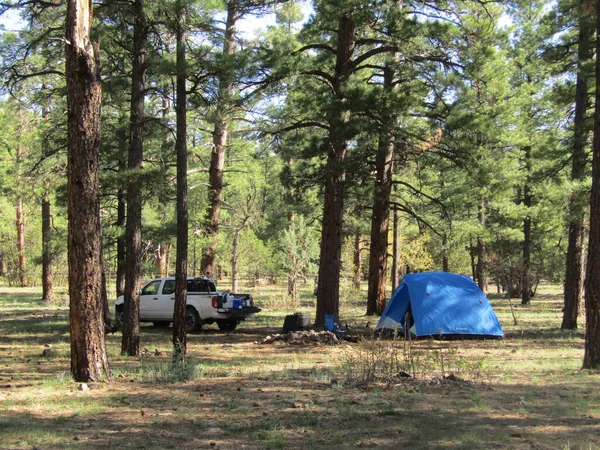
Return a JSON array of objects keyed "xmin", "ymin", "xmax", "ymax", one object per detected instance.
[
  {"xmin": 522, "ymin": 146, "xmax": 532, "ymax": 306},
  {"xmin": 42, "ymin": 194, "xmax": 53, "ymax": 304},
  {"xmin": 366, "ymin": 60, "xmax": 396, "ymax": 316},
  {"xmin": 442, "ymin": 233, "xmax": 449, "ymax": 272},
  {"xmin": 475, "ymin": 198, "xmax": 487, "ymax": 293},
  {"xmin": 231, "ymin": 230, "xmax": 240, "ymax": 293},
  {"xmin": 352, "ymin": 231, "xmax": 362, "ymax": 290},
  {"xmin": 391, "ymin": 185, "xmax": 401, "ymax": 289},
  {"xmin": 563, "ymin": 0, "xmax": 593, "ymax": 329},
  {"xmin": 16, "ymin": 195, "xmax": 26, "ymax": 287},
  {"xmin": 200, "ymin": 1, "xmax": 238, "ymax": 279},
  {"xmin": 287, "ymin": 213, "xmax": 296, "ymax": 299},
  {"xmin": 469, "ymin": 234, "xmax": 476, "ymax": 281},
  {"xmin": 65, "ymin": 0, "xmax": 109, "ymax": 382},
  {"xmin": 122, "ymin": 0, "xmax": 147, "ymax": 357},
  {"xmin": 157, "ymin": 88, "xmax": 173, "ymax": 279},
  {"xmin": 583, "ymin": 1, "xmax": 600, "ymax": 369},
  {"xmin": 315, "ymin": 14, "xmax": 354, "ymax": 327},
  {"xmin": 116, "ymin": 185, "xmax": 126, "ymax": 298},
  {"xmin": 285, "ymin": 158, "xmax": 296, "ymax": 296},
  {"xmin": 155, "ymin": 243, "xmax": 168, "ymax": 277},
  {"xmin": 173, "ymin": 1, "xmax": 189, "ymax": 363},
  {"xmin": 100, "ymin": 236, "xmax": 112, "ymax": 330}
]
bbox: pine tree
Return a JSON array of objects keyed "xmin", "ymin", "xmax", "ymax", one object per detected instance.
[
  {"xmin": 582, "ymin": 0, "xmax": 600, "ymax": 369},
  {"xmin": 65, "ymin": 0, "xmax": 110, "ymax": 382}
]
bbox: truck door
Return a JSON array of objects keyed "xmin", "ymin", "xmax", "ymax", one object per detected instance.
[
  {"xmin": 156, "ymin": 279, "xmax": 176, "ymax": 320},
  {"xmin": 139, "ymin": 279, "xmax": 163, "ymax": 320}
]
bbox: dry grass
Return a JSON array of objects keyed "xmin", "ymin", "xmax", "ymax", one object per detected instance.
[{"xmin": 0, "ymin": 281, "xmax": 599, "ymax": 450}]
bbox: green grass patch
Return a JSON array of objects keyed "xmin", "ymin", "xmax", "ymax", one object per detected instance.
[{"xmin": 0, "ymin": 281, "xmax": 599, "ymax": 450}]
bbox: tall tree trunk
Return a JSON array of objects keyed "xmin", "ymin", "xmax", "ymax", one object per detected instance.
[
  {"xmin": 564, "ymin": 1, "xmax": 593, "ymax": 329},
  {"xmin": 476, "ymin": 198, "xmax": 487, "ymax": 293},
  {"xmin": 100, "ymin": 236, "xmax": 112, "ymax": 330},
  {"xmin": 391, "ymin": 204, "xmax": 400, "ymax": 289},
  {"xmin": 315, "ymin": 14, "xmax": 354, "ymax": 327},
  {"xmin": 442, "ymin": 233, "xmax": 449, "ymax": 272},
  {"xmin": 522, "ymin": 146, "xmax": 532, "ymax": 305},
  {"xmin": 65, "ymin": 0, "xmax": 109, "ymax": 382},
  {"xmin": 42, "ymin": 194, "xmax": 53, "ymax": 304},
  {"xmin": 315, "ymin": 147, "xmax": 347, "ymax": 326},
  {"xmin": 367, "ymin": 61, "xmax": 396, "ymax": 316},
  {"xmin": 122, "ymin": 0, "xmax": 147, "ymax": 357},
  {"xmin": 155, "ymin": 243, "xmax": 168, "ymax": 277},
  {"xmin": 469, "ymin": 234, "xmax": 476, "ymax": 281},
  {"xmin": 157, "ymin": 90, "xmax": 172, "ymax": 279},
  {"xmin": 367, "ymin": 3, "xmax": 403, "ymax": 316},
  {"xmin": 231, "ymin": 230, "xmax": 240, "ymax": 293},
  {"xmin": 16, "ymin": 195, "xmax": 26, "ymax": 287},
  {"xmin": 285, "ymin": 158, "xmax": 296, "ymax": 296},
  {"xmin": 15, "ymin": 109, "xmax": 27, "ymax": 288},
  {"xmin": 173, "ymin": 1, "xmax": 189, "ymax": 363},
  {"xmin": 200, "ymin": 1, "xmax": 238, "ymax": 279},
  {"xmin": 116, "ymin": 185, "xmax": 126, "ymax": 297},
  {"xmin": 583, "ymin": 1, "xmax": 600, "ymax": 369},
  {"xmin": 353, "ymin": 231, "xmax": 362, "ymax": 290}
]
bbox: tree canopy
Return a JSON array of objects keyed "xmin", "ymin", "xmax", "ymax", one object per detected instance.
[{"xmin": 1, "ymin": 0, "xmax": 600, "ymax": 370}]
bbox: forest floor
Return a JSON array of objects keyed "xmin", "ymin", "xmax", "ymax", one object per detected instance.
[{"xmin": 0, "ymin": 281, "xmax": 598, "ymax": 450}]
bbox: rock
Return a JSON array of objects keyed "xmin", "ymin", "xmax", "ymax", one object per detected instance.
[
  {"xmin": 260, "ymin": 330, "xmax": 351, "ymax": 346},
  {"xmin": 41, "ymin": 349, "xmax": 53, "ymax": 357},
  {"xmin": 78, "ymin": 383, "xmax": 89, "ymax": 392}
]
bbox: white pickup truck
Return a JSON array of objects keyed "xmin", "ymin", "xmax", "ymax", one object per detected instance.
[{"xmin": 114, "ymin": 277, "xmax": 260, "ymax": 332}]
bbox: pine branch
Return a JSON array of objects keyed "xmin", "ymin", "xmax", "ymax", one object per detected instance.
[
  {"xmin": 389, "ymin": 200, "xmax": 443, "ymax": 238},
  {"xmin": 350, "ymin": 46, "xmax": 399, "ymax": 72},
  {"xmin": 293, "ymin": 43, "xmax": 337, "ymax": 56},
  {"xmin": 392, "ymin": 179, "xmax": 450, "ymax": 223}
]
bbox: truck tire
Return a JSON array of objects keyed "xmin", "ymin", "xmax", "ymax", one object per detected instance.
[
  {"xmin": 186, "ymin": 307, "xmax": 202, "ymax": 333},
  {"xmin": 115, "ymin": 308, "xmax": 124, "ymax": 330},
  {"xmin": 217, "ymin": 320, "xmax": 238, "ymax": 332}
]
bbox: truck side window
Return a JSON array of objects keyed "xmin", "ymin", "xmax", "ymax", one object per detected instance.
[
  {"xmin": 162, "ymin": 280, "xmax": 175, "ymax": 295},
  {"xmin": 208, "ymin": 281, "xmax": 216, "ymax": 292},
  {"xmin": 141, "ymin": 280, "xmax": 161, "ymax": 296},
  {"xmin": 187, "ymin": 280, "xmax": 197, "ymax": 292}
]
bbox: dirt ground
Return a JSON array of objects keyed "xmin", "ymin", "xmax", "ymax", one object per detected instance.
[{"xmin": 1, "ymin": 289, "xmax": 600, "ymax": 449}]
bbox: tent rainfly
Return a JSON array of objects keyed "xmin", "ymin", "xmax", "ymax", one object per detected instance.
[{"xmin": 376, "ymin": 272, "xmax": 504, "ymax": 339}]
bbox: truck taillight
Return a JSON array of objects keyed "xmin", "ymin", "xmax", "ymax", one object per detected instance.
[{"xmin": 211, "ymin": 296, "xmax": 218, "ymax": 308}]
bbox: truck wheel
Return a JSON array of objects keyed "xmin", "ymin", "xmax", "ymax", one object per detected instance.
[
  {"xmin": 115, "ymin": 309, "xmax": 124, "ymax": 330},
  {"xmin": 186, "ymin": 307, "xmax": 202, "ymax": 333},
  {"xmin": 217, "ymin": 320, "xmax": 238, "ymax": 331}
]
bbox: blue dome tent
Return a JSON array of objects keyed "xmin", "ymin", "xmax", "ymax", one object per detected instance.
[{"xmin": 377, "ymin": 272, "xmax": 504, "ymax": 339}]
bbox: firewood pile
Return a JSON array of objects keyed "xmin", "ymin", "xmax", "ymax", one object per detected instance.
[{"xmin": 260, "ymin": 330, "xmax": 358, "ymax": 345}]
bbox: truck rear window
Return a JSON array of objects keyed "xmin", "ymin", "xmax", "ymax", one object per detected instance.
[{"xmin": 187, "ymin": 279, "xmax": 216, "ymax": 293}]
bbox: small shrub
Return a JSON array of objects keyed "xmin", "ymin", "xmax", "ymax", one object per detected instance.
[{"xmin": 338, "ymin": 333, "xmax": 490, "ymax": 385}]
